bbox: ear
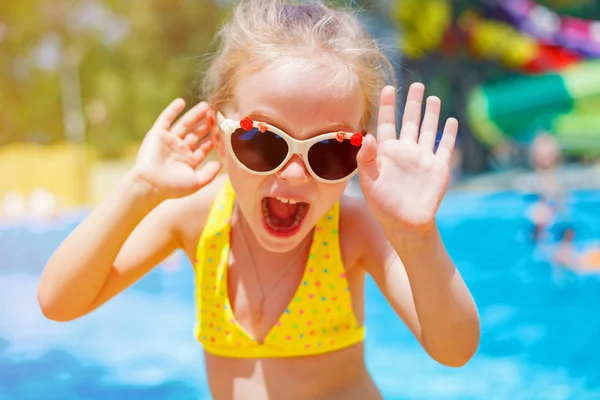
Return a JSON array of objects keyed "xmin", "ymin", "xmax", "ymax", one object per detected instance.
[{"xmin": 208, "ymin": 109, "xmax": 226, "ymax": 158}]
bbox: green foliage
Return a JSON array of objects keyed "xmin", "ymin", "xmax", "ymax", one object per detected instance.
[
  {"xmin": 0, "ymin": 0, "xmax": 222, "ymax": 158},
  {"xmin": 538, "ymin": 0, "xmax": 600, "ymax": 18}
]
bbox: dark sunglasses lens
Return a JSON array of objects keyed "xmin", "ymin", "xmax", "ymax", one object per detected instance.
[
  {"xmin": 230, "ymin": 128, "xmax": 289, "ymax": 172},
  {"xmin": 307, "ymin": 139, "xmax": 360, "ymax": 180}
]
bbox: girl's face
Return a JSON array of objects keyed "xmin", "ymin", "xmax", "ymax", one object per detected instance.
[{"xmin": 215, "ymin": 62, "xmax": 365, "ymax": 253}]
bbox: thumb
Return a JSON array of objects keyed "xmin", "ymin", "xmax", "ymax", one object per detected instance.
[
  {"xmin": 356, "ymin": 134, "xmax": 379, "ymax": 192},
  {"xmin": 194, "ymin": 161, "xmax": 222, "ymax": 190}
]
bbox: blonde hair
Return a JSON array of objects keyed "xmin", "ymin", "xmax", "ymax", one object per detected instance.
[{"xmin": 202, "ymin": 0, "xmax": 396, "ymax": 132}]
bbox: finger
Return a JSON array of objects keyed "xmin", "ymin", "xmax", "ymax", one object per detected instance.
[
  {"xmin": 154, "ymin": 98, "xmax": 186, "ymax": 130},
  {"xmin": 183, "ymin": 133, "xmax": 201, "ymax": 149},
  {"xmin": 399, "ymin": 82, "xmax": 425, "ymax": 143},
  {"xmin": 186, "ymin": 122, "xmax": 212, "ymax": 153},
  {"xmin": 377, "ymin": 86, "xmax": 397, "ymax": 143},
  {"xmin": 356, "ymin": 134, "xmax": 379, "ymax": 193},
  {"xmin": 161, "ymin": 127, "xmax": 201, "ymax": 158},
  {"xmin": 192, "ymin": 139, "xmax": 215, "ymax": 161},
  {"xmin": 171, "ymin": 101, "xmax": 210, "ymax": 138},
  {"xmin": 418, "ymin": 96, "xmax": 441, "ymax": 151},
  {"xmin": 435, "ymin": 118, "xmax": 458, "ymax": 164},
  {"xmin": 205, "ymin": 109, "xmax": 216, "ymax": 130},
  {"xmin": 195, "ymin": 161, "xmax": 222, "ymax": 189},
  {"xmin": 190, "ymin": 121, "xmax": 211, "ymax": 140},
  {"xmin": 184, "ymin": 139, "xmax": 215, "ymax": 168}
]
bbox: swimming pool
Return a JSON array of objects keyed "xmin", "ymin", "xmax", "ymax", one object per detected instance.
[{"xmin": 2, "ymin": 190, "xmax": 600, "ymax": 400}]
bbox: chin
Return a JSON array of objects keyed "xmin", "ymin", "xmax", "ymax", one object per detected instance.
[{"xmin": 255, "ymin": 232, "xmax": 312, "ymax": 253}]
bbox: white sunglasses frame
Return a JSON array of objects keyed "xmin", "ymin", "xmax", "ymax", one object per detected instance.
[{"xmin": 216, "ymin": 112, "xmax": 362, "ymax": 184}]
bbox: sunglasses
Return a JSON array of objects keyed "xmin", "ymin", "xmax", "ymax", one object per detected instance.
[{"xmin": 216, "ymin": 112, "xmax": 363, "ymax": 183}]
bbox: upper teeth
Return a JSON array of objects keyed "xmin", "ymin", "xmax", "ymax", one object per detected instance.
[{"xmin": 275, "ymin": 197, "xmax": 300, "ymax": 204}]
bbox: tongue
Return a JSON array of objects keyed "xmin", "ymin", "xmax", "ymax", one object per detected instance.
[{"xmin": 266, "ymin": 198, "xmax": 299, "ymax": 228}]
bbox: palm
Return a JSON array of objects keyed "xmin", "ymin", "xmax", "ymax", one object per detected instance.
[
  {"xmin": 132, "ymin": 99, "xmax": 221, "ymax": 199},
  {"xmin": 357, "ymin": 83, "xmax": 457, "ymax": 234}
]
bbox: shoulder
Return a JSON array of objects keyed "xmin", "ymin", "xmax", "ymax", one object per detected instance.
[{"xmin": 161, "ymin": 173, "xmax": 228, "ymax": 254}]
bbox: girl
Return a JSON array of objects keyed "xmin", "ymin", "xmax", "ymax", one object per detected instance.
[{"xmin": 38, "ymin": 1, "xmax": 480, "ymax": 398}]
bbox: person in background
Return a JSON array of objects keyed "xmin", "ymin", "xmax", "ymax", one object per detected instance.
[{"xmin": 527, "ymin": 132, "xmax": 567, "ymax": 243}]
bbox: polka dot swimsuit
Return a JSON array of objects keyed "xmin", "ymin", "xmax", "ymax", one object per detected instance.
[{"xmin": 194, "ymin": 180, "xmax": 365, "ymax": 358}]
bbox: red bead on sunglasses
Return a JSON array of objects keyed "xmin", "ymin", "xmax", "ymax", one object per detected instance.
[
  {"xmin": 240, "ymin": 117, "xmax": 253, "ymax": 131},
  {"xmin": 350, "ymin": 133, "xmax": 363, "ymax": 146},
  {"xmin": 216, "ymin": 112, "xmax": 363, "ymax": 183}
]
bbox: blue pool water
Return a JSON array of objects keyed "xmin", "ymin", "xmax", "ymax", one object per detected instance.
[{"xmin": 2, "ymin": 191, "xmax": 600, "ymax": 399}]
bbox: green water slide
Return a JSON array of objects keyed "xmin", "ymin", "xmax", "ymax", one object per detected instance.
[{"xmin": 467, "ymin": 60, "xmax": 600, "ymax": 154}]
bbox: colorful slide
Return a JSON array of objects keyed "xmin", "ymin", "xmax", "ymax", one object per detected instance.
[{"xmin": 467, "ymin": 60, "xmax": 600, "ymax": 154}]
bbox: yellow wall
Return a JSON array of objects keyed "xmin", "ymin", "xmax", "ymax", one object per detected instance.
[
  {"xmin": 0, "ymin": 142, "xmax": 222, "ymax": 209},
  {"xmin": 0, "ymin": 143, "xmax": 91, "ymax": 207}
]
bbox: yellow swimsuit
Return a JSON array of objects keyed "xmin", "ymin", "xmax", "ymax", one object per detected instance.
[{"xmin": 194, "ymin": 181, "xmax": 365, "ymax": 358}]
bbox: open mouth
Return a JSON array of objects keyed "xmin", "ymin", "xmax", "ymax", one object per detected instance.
[{"xmin": 261, "ymin": 196, "xmax": 310, "ymax": 237}]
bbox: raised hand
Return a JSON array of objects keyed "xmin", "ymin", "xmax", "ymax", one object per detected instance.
[
  {"xmin": 356, "ymin": 83, "xmax": 458, "ymax": 235},
  {"xmin": 131, "ymin": 99, "xmax": 221, "ymax": 199}
]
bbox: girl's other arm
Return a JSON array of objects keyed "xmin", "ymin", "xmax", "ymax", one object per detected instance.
[
  {"xmin": 38, "ymin": 98, "xmax": 221, "ymax": 321},
  {"xmin": 38, "ymin": 173, "xmax": 179, "ymax": 321}
]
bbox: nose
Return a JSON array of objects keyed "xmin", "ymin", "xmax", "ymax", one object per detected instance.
[{"xmin": 276, "ymin": 154, "xmax": 311, "ymax": 183}]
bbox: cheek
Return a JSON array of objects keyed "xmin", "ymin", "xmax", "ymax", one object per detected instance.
[
  {"xmin": 227, "ymin": 154, "xmax": 250, "ymax": 183},
  {"xmin": 226, "ymin": 153, "xmax": 264, "ymax": 205},
  {"xmin": 325, "ymin": 182, "xmax": 348, "ymax": 200},
  {"xmin": 311, "ymin": 182, "xmax": 348, "ymax": 215}
]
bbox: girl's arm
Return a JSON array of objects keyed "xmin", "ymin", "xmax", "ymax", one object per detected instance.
[
  {"xmin": 38, "ymin": 99, "xmax": 221, "ymax": 321},
  {"xmin": 39, "ymin": 174, "xmax": 177, "ymax": 321},
  {"xmin": 370, "ymin": 221, "xmax": 479, "ymax": 367},
  {"xmin": 346, "ymin": 200, "xmax": 479, "ymax": 367},
  {"xmin": 353, "ymin": 83, "xmax": 479, "ymax": 367}
]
